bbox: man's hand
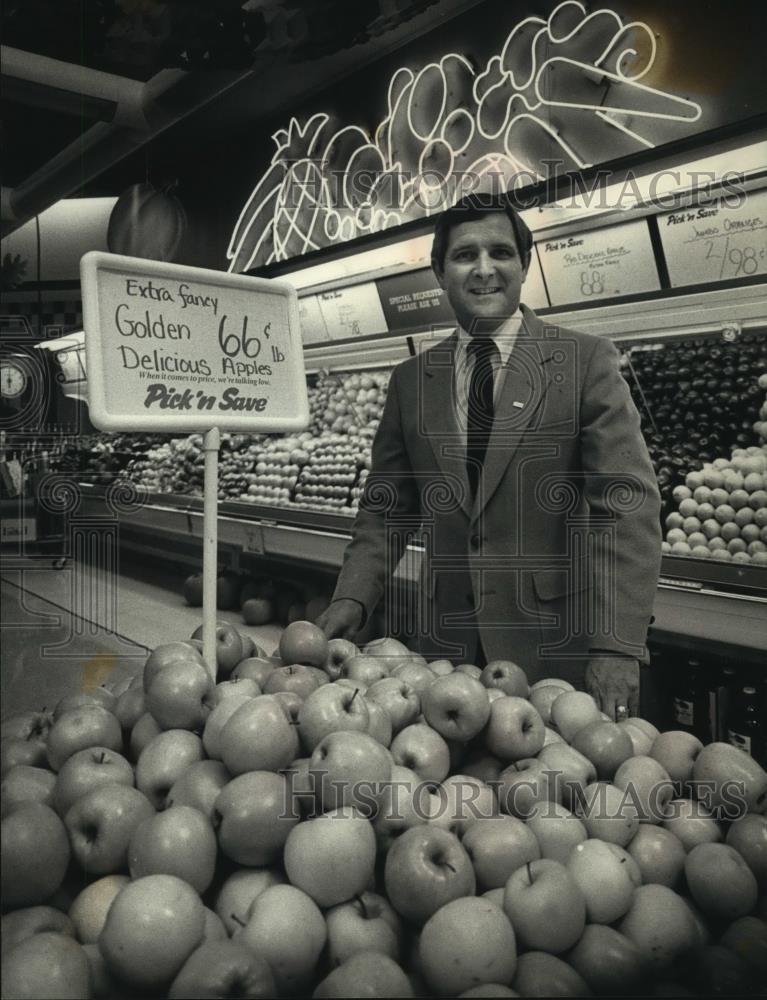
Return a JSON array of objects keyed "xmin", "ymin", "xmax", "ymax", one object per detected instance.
[
  {"xmin": 584, "ymin": 656, "xmax": 640, "ymax": 721},
  {"xmin": 314, "ymin": 599, "xmax": 365, "ymax": 641}
]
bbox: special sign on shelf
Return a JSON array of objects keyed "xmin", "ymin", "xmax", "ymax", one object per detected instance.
[
  {"xmin": 81, "ymin": 252, "xmax": 309, "ymax": 434},
  {"xmin": 81, "ymin": 252, "xmax": 309, "ymax": 681}
]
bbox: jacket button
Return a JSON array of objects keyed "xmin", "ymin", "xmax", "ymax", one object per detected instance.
[{"xmin": 470, "ymin": 534, "xmax": 480, "ymax": 549}]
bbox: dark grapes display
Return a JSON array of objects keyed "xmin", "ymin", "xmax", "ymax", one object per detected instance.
[{"xmin": 620, "ymin": 331, "xmax": 767, "ymax": 518}]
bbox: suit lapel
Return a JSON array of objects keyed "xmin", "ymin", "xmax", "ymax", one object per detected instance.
[
  {"xmin": 422, "ymin": 331, "xmax": 473, "ymax": 518},
  {"xmin": 474, "ymin": 306, "xmax": 555, "ymax": 517}
]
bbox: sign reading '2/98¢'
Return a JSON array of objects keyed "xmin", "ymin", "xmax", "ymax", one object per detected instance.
[{"xmin": 80, "ymin": 252, "xmax": 309, "ymax": 433}]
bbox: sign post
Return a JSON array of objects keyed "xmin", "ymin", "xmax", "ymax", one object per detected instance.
[{"xmin": 81, "ymin": 252, "xmax": 309, "ymax": 680}]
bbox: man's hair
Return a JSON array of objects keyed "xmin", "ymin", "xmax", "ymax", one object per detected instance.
[{"xmin": 431, "ymin": 192, "xmax": 534, "ymax": 270}]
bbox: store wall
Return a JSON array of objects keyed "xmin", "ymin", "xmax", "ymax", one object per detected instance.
[{"xmin": 1, "ymin": 198, "xmax": 116, "ymax": 283}]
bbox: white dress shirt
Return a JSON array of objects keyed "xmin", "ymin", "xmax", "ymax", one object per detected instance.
[{"xmin": 453, "ymin": 308, "xmax": 524, "ymax": 447}]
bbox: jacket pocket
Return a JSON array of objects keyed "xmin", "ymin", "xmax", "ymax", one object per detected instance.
[{"xmin": 532, "ymin": 556, "xmax": 591, "ymax": 602}]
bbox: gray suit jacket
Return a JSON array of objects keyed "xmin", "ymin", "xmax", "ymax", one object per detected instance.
[{"xmin": 332, "ymin": 305, "xmax": 662, "ymax": 685}]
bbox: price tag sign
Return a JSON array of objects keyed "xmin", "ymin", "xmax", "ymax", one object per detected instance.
[
  {"xmin": 658, "ymin": 189, "xmax": 767, "ymax": 287},
  {"xmin": 537, "ymin": 219, "xmax": 660, "ymax": 306},
  {"xmin": 242, "ymin": 523, "xmax": 264, "ymax": 555},
  {"xmin": 298, "ymin": 294, "xmax": 329, "ymax": 345},
  {"xmin": 81, "ymin": 253, "xmax": 309, "ymax": 433},
  {"xmin": 522, "ymin": 248, "xmax": 549, "ymax": 310},
  {"xmin": 317, "ymin": 282, "xmax": 387, "ymax": 340}
]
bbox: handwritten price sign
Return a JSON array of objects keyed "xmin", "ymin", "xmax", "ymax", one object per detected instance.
[
  {"xmin": 81, "ymin": 253, "xmax": 309, "ymax": 433},
  {"xmin": 658, "ymin": 189, "xmax": 767, "ymax": 288},
  {"xmin": 537, "ymin": 219, "xmax": 660, "ymax": 306}
]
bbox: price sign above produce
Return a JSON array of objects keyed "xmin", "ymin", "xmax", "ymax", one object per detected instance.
[
  {"xmin": 658, "ymin": 188, "xmax": 767, "ymax": 288},
  {"xmin": 538, "ymin": 219, "xmax": 661, "ymax": 306},
  {"xmin": 81, "ymin": 253, "xmax": 309, "ymax": 433}
]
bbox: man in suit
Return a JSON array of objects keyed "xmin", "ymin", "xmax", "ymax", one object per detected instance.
[{"xmin": 317, "ymin": 193, "xmax": 662, "ymax": 719}]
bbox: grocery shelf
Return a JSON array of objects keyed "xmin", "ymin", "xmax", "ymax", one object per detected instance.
[
  {"xmin": 68, "ymin": 485, "xmax": 767, "ymax": 668},
  {"xmin": 75, "ymin": 482, "xmax": 422, "ymax": 588}
]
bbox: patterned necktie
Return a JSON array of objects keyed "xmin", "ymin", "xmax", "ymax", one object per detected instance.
[{"xmin": 466, "ymin": 336, "xmax": 498, "ymax": 497}]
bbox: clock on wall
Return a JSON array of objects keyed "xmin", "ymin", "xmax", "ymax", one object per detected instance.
[
  {"xmin": 1, "ymin": 359, "xmax": 28, "ymax": 399},
  {"xmin": 0, "ymin": 349, "xmax": 46, "ymax": 433}
]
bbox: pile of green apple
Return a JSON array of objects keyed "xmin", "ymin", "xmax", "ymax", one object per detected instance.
[
  {"xmin": 662, "ymin": 444, "xmax": 767, "ymax": 565},
  {"xmin": 3, "ymin": 622, "xmax": 766, "ymax": 999},
  {"xmin": 293, "ymin": 437, "xmax": 370, "ymax": 513}
]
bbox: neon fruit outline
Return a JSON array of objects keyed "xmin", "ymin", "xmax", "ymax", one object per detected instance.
[{"xmin": 227, "ymin": 0, "xmax": 703, "ymax": 272}]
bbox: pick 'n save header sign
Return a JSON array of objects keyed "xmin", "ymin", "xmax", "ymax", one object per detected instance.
[{"xmin": 81, "ymin": 252, "xmax": 309, "ymax": 433}]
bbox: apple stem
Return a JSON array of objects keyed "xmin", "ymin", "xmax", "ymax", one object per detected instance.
[
  {"xmin": 349, "ymin": 689, "xmax": 359, "ymax": 707},
  {"xmin": 445, "ymin": 862, "xmax": 456, "ymax": 873},
  {"xmin": 356, "ymin": 895, "xmax": 368, "ymax": 919},
  {"xmin": 526, "ymin": 862, "xmax": 533, "ymax": 884},
  {"xmin": 231, "ymin": 914, "xmax": 246, "ymax": 928},
  {"xmin": 99, "ymin": 751, "xmax": 106, "ymax": 763}
]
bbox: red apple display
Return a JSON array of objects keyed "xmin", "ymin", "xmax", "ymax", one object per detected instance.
[
  {"xmin": 46, "ymin": 705, "xmax": 123, "ymax": 771},
  {"xmin": 485, "ymin": 696, "xmax": 545, "ymax": 761},
  {"xmin": 53, "ymin": 746, "xmax": 134, "ymax": 818},
  {"xmin": 65, "ymin": 782, "xmax": 154, "ymax": 875},
  {"xmin": 166, "ymin": 758, "xmax": 230, "ymax": 819},
  {"xmin": 279, "ymin": 620, "xmax": 330, "ymax": 668},
  {"xmin": 232, "ymin": 656, "xmax": 275, "ymax": 687},
  {"xmin": 284, "ymin": 806, "xmax": 377, "ymax": 907},
  {"xmin": 310, "ymin": 730, "xmax": 392, "ymax": 814},
  {"xmin": 128, "ymin": 804, "xmax": 217, "ymax": 893},
  {"xmin": 1, "ymin": 931, "xmax": 91, "ymax": 1000},
  {"xmin": 626, "ymin": 824, "xmax": 687, "ymax": 887},
  {"xmin": 1, "ymin": 803, "xmax": 70, "ymax": 909},
  {"xmin": 146, "ymin": 657, "xmax": 213, "ymax": 731},
  {"xmin": 726, "ymin": 813, "xmax": 767, "ymax": 890},
  {"xmin": 219, "ymin": 695, "xmax": 299, "ymax": 775},
  {"xmin": 421, "ymin": 673, "xmax": 490, "ymax": 742},
  {"xmin": 614, "ymin": 755, "xmax": 674, "ymax": 825},
  {"xmin": 1, "ymin": 764, "xmax": 56, "ymax": 817},
  {"xmin": 313, "ymin": 951, "xmax": 414, "ymax": 999},
  {"xmin": 619, "ymin": 884, "xmax": 699, "ymax": 973},
  {"xmin": 550, "ymin": 691, "xmax": 601, "ymax": 742},
  {"xmin": 169, "ymin": 940, "xmax": 276, "ymax": 999},
  {"xmin": 661, "ymin": 797, "xmax": 723, "ymax": 851},
  {"xmin": 576, "ymin": 781, "xmax": 639, "ymax": 846},
  {"xmin": 691, "ymin": 741, "xmax": 767, "ymax": 815},
  {"xmin": 384, "ymin": 826, "xmax": 476, "ymax": 925},
  {"xmin": 366, "ymin": 677, "xmax": 420, "ymax": 733},
  {"xmin": 325, "ymin": 891, "xmax": 402, "ymax": 966},
  {"xmin": 68, "ymin": 874, "xmax": 130, "ymax": 945},
  {"xmin": 570, "ymin": 720, "xmax": 634, "ymax": 779},
  {"xmin": 481, "ymin": 660, "xmax": 529, "ymax": 698},
  {"xmin": 511, "ymin": 950, "xmax": 590, "ymax": 997},
  {"xmin": 296, "ymin": 683, "xmax": 370, "ymax": 753},
  {"xmin": 213, "ymin": 867, "xmax": 285, "ymax": 936},
  {"xmin": 235, "ymin": 883, "xmax": 326, "ymax": 994},
  {"xmin": 419, "ymin": 896, "xmax": 517, "ymax": 995},
  {"xmin": 135, "ymin": 729, "xmax": 204, "ymax": 809},
  {"xmin": 685, "ymin": 842, "xmax": 759, "ymax": 921},
  {"xmin": 650, "ymin": 730, "xmax": 704, "ymax": 786},
  {"xmin": 566, "ymin": 924, "xmax": 644, "ymax": 996},
  {"xmin": 322, "ymin": 638, "xmax": 359, "ymax": 680},
  {"xmin": 566, "ymin": 839, "xmax": 641, "ymax": 923},
  {"xmin": 1, "ymin": 906, "xmax": 75, "ymax": 956},
  {"xmin": 143, "ymin": 641, "xmax": 206, "ymax": 692},
  {"xmin": 99, "ymin": 874, "xmax": 205, "ymax": 990},
  {"xmin": 263, "ymin": 664, "xmax": 320, "ymax": 699},
  {"xmin": 503, "ymin": 858, "xmax": 586, "ymax": 953},
  {"xmin": 214, "ymin": 770, "xmax": 299, "ymax": 866},
  {"xmin": 462, "ymin": 814, "xmax": 541, "ymax": 891},
  {"xmin": 525, "ymin": 802, "xmax": 588, "ymax": 864}
]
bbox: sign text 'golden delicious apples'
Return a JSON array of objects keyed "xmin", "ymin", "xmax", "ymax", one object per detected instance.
[{"xmin": 81, "ymin": 253, "xmax": 309, "ymax": 433}]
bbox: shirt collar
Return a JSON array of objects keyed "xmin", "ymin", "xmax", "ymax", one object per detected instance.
[{"xmin": 457, "ymin": 307, "xmax": 524, "ymax": 367}]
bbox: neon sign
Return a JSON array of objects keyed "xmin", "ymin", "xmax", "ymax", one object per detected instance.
[{"xmin": 227, "ymin": 1, "xmax": 703, "ymax": 272}]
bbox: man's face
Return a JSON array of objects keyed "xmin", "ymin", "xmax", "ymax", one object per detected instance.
[{"xmin": 433, "ymin": 212, "xmax": 529, "ymax": 334}]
